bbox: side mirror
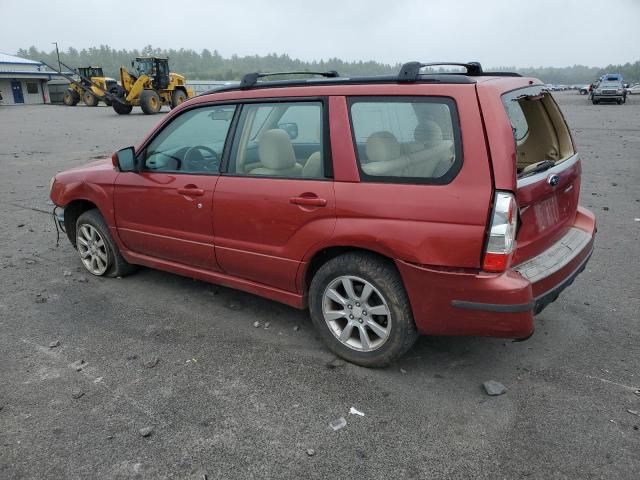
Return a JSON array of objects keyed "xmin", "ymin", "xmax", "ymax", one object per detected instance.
[
  {"xmin": 278, "ymin": 122, "xmax": 299, "ymax": 140},
  {"xmin": 112, "ymin": 147, "xmax": 136, "ymax": 172}
]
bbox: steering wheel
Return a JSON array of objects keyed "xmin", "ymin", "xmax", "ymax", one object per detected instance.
[{"xmin": 183, "ymin": 145, "xmax": 219, "ymax": 172}]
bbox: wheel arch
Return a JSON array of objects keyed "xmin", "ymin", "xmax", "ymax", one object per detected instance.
[
  {"xmin": 63, "ymin": 199, "xmax": 100, "ymax": 247},
  {"xmin": 301, "ymin": 245, "xmax": 398, "ymax": 297}
]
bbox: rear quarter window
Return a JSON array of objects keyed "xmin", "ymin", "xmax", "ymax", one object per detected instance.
[{"xmin": 348, "ymin": 97, "xmax": 462, "ymax": 184}]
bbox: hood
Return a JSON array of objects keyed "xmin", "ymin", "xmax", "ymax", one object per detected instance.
[{"xmin": 68, "ymin": 157, "xmax": 113, "ymax": 172}]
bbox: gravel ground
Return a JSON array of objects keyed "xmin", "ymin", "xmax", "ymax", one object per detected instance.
[{"xmin": 0, "ymin": 92, "xmax": 639, "ymax": 479}]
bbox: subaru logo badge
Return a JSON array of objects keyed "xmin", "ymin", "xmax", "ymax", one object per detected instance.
[{"xmin": 547, "ymin": 174, "xmax": 560, "ymax": 187}]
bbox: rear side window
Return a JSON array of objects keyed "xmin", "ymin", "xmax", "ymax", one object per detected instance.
[{"xmin": 349, "ymin": 97, "xmax": 462, "ymax": 184}]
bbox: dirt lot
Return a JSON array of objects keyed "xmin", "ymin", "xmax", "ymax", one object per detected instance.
[{"xmin": 1, "ymin": 93, "xmax": 639, "ymax": 479}]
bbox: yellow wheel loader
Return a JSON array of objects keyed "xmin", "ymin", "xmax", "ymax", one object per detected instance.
[
  {"xmin": 61, "ymin": 66, "xmax": 117, "ymax": 107},
  {"xmin": 109, "ymin": 57, "xmax": 194, "ymax": 115},
  {"xmin": 42, "ymin": 60, "xmax": 117, "ymax": 107}
]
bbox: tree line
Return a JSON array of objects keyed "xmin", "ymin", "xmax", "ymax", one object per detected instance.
[{"xmin": 16, "ymin": 45, "xmax": 640, "ymax": 84}]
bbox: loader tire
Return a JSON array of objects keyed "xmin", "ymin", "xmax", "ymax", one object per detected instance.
[
  {"xmin": 171, "ymin": 89, "xmax": 188, "ymax": 109},
  {"xmin": 140, "ymin": 90, "xmax": 162, "ymax": 115},
  {"xmin": 63, "ymin": 88, "xmax": 80, "ymax": 106},
  {"xmin": 109, "ymin": 85, "xmax": 132, "ymax": 115},
  {"xmin": 83, "ymin": 91, "xmax": 99, "ymax": 107},
  {"xmin": 112, "ymin": 101, "xmax": 133, "ymax": 115}
]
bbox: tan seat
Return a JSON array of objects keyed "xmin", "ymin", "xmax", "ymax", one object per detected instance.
[
  {"xmin": 251, "ymin": 129, "xmax": 303, "ymax": 177},
  {"xmin": 302, "ymin": 151, "xmax": 323, "ymax": 178},
  {"xmin": 362, "ymin": 131, "xmax": 410, "ymax": 176},
  {"xmin": 362, "ymin": 129, "xmax": 454, "ymax": 179}
]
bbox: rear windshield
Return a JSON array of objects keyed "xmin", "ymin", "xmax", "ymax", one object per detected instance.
[{"xmin": 502, "ymin": 86, "xmax": 575, "ymax": 177}]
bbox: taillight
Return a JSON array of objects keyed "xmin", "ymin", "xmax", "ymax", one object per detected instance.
[{"xmin": 483, "ymin": 191, "xmax": 518, "ymax": 272}]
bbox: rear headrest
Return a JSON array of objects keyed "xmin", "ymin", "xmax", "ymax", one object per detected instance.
[
  {"xmin": 414, "ymin": 120, "xmax": 443, "ymax": 146},
  {"xmin": 258, "ymin": 129, "xmax": 296, "ymax": 170},
  {"xmin": 366, "ymin": 131, "xmax": 401, "ymax": 163}
]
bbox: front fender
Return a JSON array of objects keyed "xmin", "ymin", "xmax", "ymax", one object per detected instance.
[{"xmin": 51, "ymin": 173, "xmax": 117, "ymax": 228}]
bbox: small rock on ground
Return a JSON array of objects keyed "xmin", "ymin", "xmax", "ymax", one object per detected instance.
[
  {"xmin": 293, "ymin": 325, "xmax": 300, "ymax": 332},
  {"xmin": 253, "ymin": 321, "xmax": 261, "ymax": 328},
  {"xmin": 139, "ymin": 426, "xmax": 154, "ymax": 437},
  {"xmin": 483, "ymin": 380, "xmax": 507, "ymax": 396},
  {"xmin": 63, "ymin": 270, "xmax": 72, "ymax": 277},
  {"xmin": 77, "ymin": 276, "xmax": 89, "ymax": 283},
  {"xmin": 71, "ymin": 389, "xmax": 84, "ymax": 399},
  {"xmin": 329, "ymin": 417, "xmax": 347, "ymax": 431},
  {"xmin": 306, "ymin": 448, "xmax": 316, "ymax": 456},
  {"xmin": 49, "ymin": 340, "xmax": 60, "ymax": 348},
  {"xmin": 144, "ymin": 357, "xmax": 159, "ymax": 369}
]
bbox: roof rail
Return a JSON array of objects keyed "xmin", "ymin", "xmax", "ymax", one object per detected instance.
[
  {"xmin": 240, "ymin": 70, "xmax": 339, "ymax": 89},
  {"xmin": 398, "ymin": 62, "xmax": 521, "ymax": 82},
  {"xmin": 399, "ymin": 62, "xmax": 484, "ymax": 82}
]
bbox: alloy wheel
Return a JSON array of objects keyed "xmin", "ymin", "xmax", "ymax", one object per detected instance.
[
  {"xmin": 322, "ymin": 275, "xmax": 392, "ymax": 352},
  {"xmin": 77, "ymin": 224, "xmax": 109, "ymax": 275}
]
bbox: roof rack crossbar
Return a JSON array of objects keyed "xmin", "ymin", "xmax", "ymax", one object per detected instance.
[
  {"xmin": 398, "ymin": 61, "xmax": 485, "ymax": 82},
  {"xmin": 240, "ymin": 70, "xmax": 339, "ymax": 89}
]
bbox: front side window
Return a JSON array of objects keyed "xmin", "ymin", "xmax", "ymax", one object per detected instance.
[
  {"xmin": 349, "ymin": 97, "xmax": 461, "ymax": 183},
  {"xmin": 142, "ymin": 104, "xmax": 236, "ymax": 174},
  {"xmin": 228, "ymin": 101, "xmax": 325, "ymax": 179}
]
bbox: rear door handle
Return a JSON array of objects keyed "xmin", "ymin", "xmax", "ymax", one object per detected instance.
[
  {"xmin": 289, "ymin": 195, "xmax": 327, "ymax": 207},
  {"xmin": 177, "ymin": 186, "xmax": 205, "ymax": 197}
]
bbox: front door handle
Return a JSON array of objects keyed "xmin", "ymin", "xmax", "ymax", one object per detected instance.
[
  {"xmin": 177, "ymin": 185, "xmax": 205, "ymax": 197},
  {"xmin": 289, "ymin": 195, "xmax": 327, "ymax": 207}
]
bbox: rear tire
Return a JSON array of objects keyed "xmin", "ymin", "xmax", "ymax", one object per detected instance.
[
  {"xmin": 75, "ymin": 210, "xmax": 136, "ymax": 278},
  {"xmin": 83, "ymin": 90, "xmax": 99, "ymax": 107},
  {"xmin": 309, "ymin": 252, "xmax": 418, "ymax": 367},
  {"xmin": 140, "ymin": 90, "xmax": 162, "ymax": 114},
  {"xmin": 170, "ymin": 89, "xmax": 188, "ymax": 109},
  {"xmin": 63, "ymin": 88, "xmax": 80, "ymax": 106}
]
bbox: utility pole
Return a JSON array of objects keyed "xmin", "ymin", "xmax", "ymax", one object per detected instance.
[{"xmin": 52, "ymin": 42, "xmax": 61, "ymax": 72}]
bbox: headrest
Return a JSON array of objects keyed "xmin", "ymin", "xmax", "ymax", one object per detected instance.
[
  {"xmin": 414, "ymin": 120, "xmax": 443, "ymax": 145},
  {"xmin": 258, "ymin": 129, "xmax": 296, "ymax": 170},
  {"xmin": 365, "ymin": 131, "xmax": 401, "ymax": 163}
]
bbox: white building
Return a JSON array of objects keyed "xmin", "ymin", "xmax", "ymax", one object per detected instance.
[{"xmin": 0, "ymin": 53, "xmax": 55, "ymax": 105}]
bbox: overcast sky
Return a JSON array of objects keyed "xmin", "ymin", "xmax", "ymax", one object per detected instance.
[{"xmin": 3, "ymin": 0, "xmax": 639, "ymax": 68}]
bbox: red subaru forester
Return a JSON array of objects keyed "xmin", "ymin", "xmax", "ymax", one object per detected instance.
[{"xmin": 50, "ymin": 62, "xmax": 596, "ymax": 367}]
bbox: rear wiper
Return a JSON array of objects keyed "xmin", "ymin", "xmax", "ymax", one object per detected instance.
[{"xmin": 521, "ymin": 160, "xmax": 556, "ymax": 177}]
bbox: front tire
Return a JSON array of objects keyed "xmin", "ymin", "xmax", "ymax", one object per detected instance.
[
  {"xmin": 75, "ymin": 210, "xmax": 136, "ymax": 277},
  {"xmin": 309, "ymin": 252, "xmax": 418, "ymax": 367},
  {"xmin": 170, "ymin": 89, "xmax": 188, "ymax": 109},
  {"xmin": 140, "ymin": 89, "xmax": 162, "ymax": 114},
  {"xmin": 592, "ymin": 99, "xmax": 599, "ymax": 105}
]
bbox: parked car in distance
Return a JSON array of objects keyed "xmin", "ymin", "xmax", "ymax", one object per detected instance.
[
  {"xmin": 579, "ymin": 85, "xmax": 590, "ymax": 95},
  {"xmin": 627, "ymin": 84, "xmax": 640, "ymax": 95},
  {"xmin": 592, "ymin": 80, "xmax": 626, "ymax": 104},
  {"xmin": 50, "ymin": 62, "xmax": 596, "ymax": 367}
]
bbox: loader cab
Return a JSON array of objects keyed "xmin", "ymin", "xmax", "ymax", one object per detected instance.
[
  {"xmin": 77, "ymin": 66, "xmax": 105, "ymax": 86},
  {"xmin": 133, "ymin": 57, "xmax": 170, "ymax": 90}
]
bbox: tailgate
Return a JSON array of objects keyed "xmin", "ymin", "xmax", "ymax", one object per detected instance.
[
  {"xmin": 513, "ymin": 154, "xmax": 581, "ymax": 264},
  {"xmin": 499, "ymin": 85, "xmax": 581, "ymax": 265}
]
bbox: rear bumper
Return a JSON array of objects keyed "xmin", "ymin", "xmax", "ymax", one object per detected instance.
[{"xmin": 397, "ymin": 207, "xmax": 596, "ymax": 338}]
